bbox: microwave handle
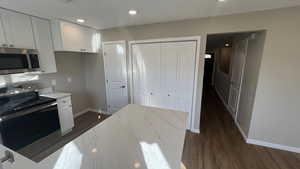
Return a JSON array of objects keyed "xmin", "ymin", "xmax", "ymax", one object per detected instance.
[{"xmin": 26, "ymin": 54, "xmax": 33, "ymax": 69}]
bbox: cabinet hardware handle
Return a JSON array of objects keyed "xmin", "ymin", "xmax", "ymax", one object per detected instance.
[
  {"xmin": 0, "ymin": 150, "xmax": 14, "ymax": 164},
  {"xmin": 168, "ymin": 94, "xmax": 170, "ymax": 96},
  {"xmin": 120, "ymin": 85, "xmax": 126, "ymax": 88},
  {"xmin": 2, "ymin": 44, "xmax": 7, "ymax": 47},
  {"xmin": 9, "ymin": 44, "xmax": 14, "ymax": 47},
  {"xmin": 150, "ymin": 92, "xmax": 153, "ymax": 95}
]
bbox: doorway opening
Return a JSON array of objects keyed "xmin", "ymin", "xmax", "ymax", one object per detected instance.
[{"xmin": 201, "ymin": 31, "xmax": 266, "ymax": 139}]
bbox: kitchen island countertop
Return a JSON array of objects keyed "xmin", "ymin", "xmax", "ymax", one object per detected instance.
[{"xmin": 0, "ymin": 104, "xmax": 187, "ymax": 169}]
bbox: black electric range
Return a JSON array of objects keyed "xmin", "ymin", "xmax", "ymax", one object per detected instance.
[{"xmin": 0, "ymin": 90, "xmax": 61, "ymax": 150}]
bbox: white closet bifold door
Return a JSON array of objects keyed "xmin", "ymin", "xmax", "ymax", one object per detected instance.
[{"xmin": 132, "ymin": 41, "xmax": 196, "ymax": 125}]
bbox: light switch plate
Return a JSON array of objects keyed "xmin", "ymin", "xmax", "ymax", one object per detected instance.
[{"xmin": 51, "ymin": 79, "xmax": 56, "ymax": 86}]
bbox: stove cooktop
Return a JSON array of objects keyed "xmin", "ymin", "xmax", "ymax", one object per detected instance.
[{"xmin": 0, "ymin": 91, "xmax": 56, "ymax": 116}]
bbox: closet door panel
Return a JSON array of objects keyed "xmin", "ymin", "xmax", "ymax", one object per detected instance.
[
  {"xmin": 160, "ymin": 41, "xmax": 196, "ymax": 113},
  {"xmin": 176, "ymin": 41, "xmax": 197, "ymax": 113},
  {"xmin": 161, "ymin": 42, "xmax": 179, "ymax": 110},
  {"xmin": 132, "ymin": 43, "xmax": 161, "ymax": 107}
]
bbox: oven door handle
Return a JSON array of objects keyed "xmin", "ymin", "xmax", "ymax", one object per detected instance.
[{"xmin": 0, "ymin": 102, "xmax": 57, "ymax": 122}]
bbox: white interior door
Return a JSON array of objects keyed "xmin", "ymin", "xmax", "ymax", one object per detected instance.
[
  {"xmin": 228, "ymin": 39, "xmax": 248, "ymax": 118},
  {"xmin": 103, "ymin": 42, "xmax": 128, "ymax": 113}
]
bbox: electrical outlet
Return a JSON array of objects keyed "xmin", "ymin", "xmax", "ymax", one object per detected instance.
[{"xmin": 67, "ymin": 77, "xmax": 72, "ymax": 83}]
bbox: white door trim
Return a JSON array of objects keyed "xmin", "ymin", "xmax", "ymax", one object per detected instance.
[
  {"xmin": 102, "ymin": 40, "xmax": 128, "ymax": 113},
  {"xmin": 128, "ymin": 36, "xmax": 201, "ymax": 132}
]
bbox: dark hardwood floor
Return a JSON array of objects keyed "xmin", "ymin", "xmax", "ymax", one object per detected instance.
[{"xmin": 181, "ymin": 87, "xmax": 300, "ymax": 169}]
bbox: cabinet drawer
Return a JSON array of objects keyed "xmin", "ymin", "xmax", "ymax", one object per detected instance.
[{"xmin": 58, "ymin": 96, "xmax": 71, "ymax": 107}]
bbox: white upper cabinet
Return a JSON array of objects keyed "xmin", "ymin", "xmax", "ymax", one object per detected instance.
[
  {"xmin": 32, "ymin": 17, "xmax": 57, "ymax": 73},
  {"xmin": 51, "ymin": 20, "xmax": 100, "ymax": 53},
  {"xmin": 0, "ymin": 9, "xmax": 36, "ymax": 49},
  {"xmin": 0, "ymin": 14, "xmax": 6, "ymax": 46}
]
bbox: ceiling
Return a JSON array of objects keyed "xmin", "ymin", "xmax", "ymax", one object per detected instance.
[{"xmin": 0, "ymin": 0, "xmax": 300, "ymax": 29}]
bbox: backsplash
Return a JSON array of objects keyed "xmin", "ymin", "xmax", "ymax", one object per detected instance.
[{"xmin": 0, "ymin": 73, "xmax": 40, "ymax": 88}]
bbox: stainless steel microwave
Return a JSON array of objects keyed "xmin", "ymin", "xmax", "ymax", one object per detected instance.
[{"xmin": 0, "ymin": 48, "xmax": 40, "ymax": 75}]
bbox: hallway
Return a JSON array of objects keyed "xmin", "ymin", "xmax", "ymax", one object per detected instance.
[{"xmin": 181, "ymin": 87, "xmax": 300, "ymax": 169}]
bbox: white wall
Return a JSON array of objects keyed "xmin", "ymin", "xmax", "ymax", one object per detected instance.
[
  {"xmin": 101, "ymin": 6, "xmax": 300, "ymax": 149},
  {"xmin": 38, "ymin": 52, "xmax": 92, "ymax": 116},
  {"xmin": 83, "ymin": 53, "xmax": 107, "ymax": 112}
]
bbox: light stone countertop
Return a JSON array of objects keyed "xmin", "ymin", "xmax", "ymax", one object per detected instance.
[
  {"xmin": 40, "ymin": 92, "xmax": 71, "ymax": 99},
  {"xmin": 0, "ymin": 104, "xmax": 187, "ymax": 169}
]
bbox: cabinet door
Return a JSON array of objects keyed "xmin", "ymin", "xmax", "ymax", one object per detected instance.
[
  {"xmin": 32, "ymin": 17, "xmax": 57, "ymax": 73},
  {"xmin": 1, "ymin": 10, "xmax": 35, "ymax": 49},
  {"xmin": 0, "ymin": 13, "xmax": 7, "ymax": 47},
  {"xmin": 60, "ymin": 21, "xmax": 85, "ymax": 52},
  {"xmin": 59, "ymin": 108, "xmax": 74, "ymax": 134},
  {"xmin": 82, "ymin": 26, "xmax": 100, "ymax": 53}
]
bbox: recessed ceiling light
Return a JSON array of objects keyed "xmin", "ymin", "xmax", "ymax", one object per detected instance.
[
  {"xmin": 217, "ymin": 0, "xmax": 226, "ymax": 2},
  {"xmin": 128, "ymin": 10, "xmax": 137, "ymax": 15},
  {"xmin": 76, "ymin": 19, "xmax": 85, "ymax": 23}
]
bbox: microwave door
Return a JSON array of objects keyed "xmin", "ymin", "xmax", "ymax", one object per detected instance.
[{"xmin": 0, "ymin": 53, "xmax": 30, "ymax": 74}]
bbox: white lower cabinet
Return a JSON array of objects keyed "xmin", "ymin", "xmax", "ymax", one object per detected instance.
[{"xmin": 56, "ymin": 96, "xmax": 74, "ymax": 135}]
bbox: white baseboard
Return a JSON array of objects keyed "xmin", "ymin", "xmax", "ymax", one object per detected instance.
[
  {"xmin": 74, "ymin": 108, "xmax": 91, "ymax": 118},
  {"xmin": 190, "ymin": 128, "xmax": 200, "ymax": 134},
  {"xmin": 86, "ymin": 108, "xmax": 111, "ymax": 115},
  {"xmin": 235, "ymin": 121, "xmax": 247, "ymax": 141},
  {"xmin": 74, "ymin": 108, "xmax": 110, "ymax": 118},
  {"xmin": 247, "ymin": 139, "xmax": 300, "ymax": 154}
]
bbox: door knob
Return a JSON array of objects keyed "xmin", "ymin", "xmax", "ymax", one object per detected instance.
[{"xmin": 0, "ymin": 150, "xmax": 14, "ymax": 164}]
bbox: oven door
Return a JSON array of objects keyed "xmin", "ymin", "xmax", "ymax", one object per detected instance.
[
  {"xmin": 0, "ymin": 53, "xmax": 30, "ymax": 74},
  {"xmin": 0, "ymin": 103, "xmax": 60, "ymax": 150}
]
